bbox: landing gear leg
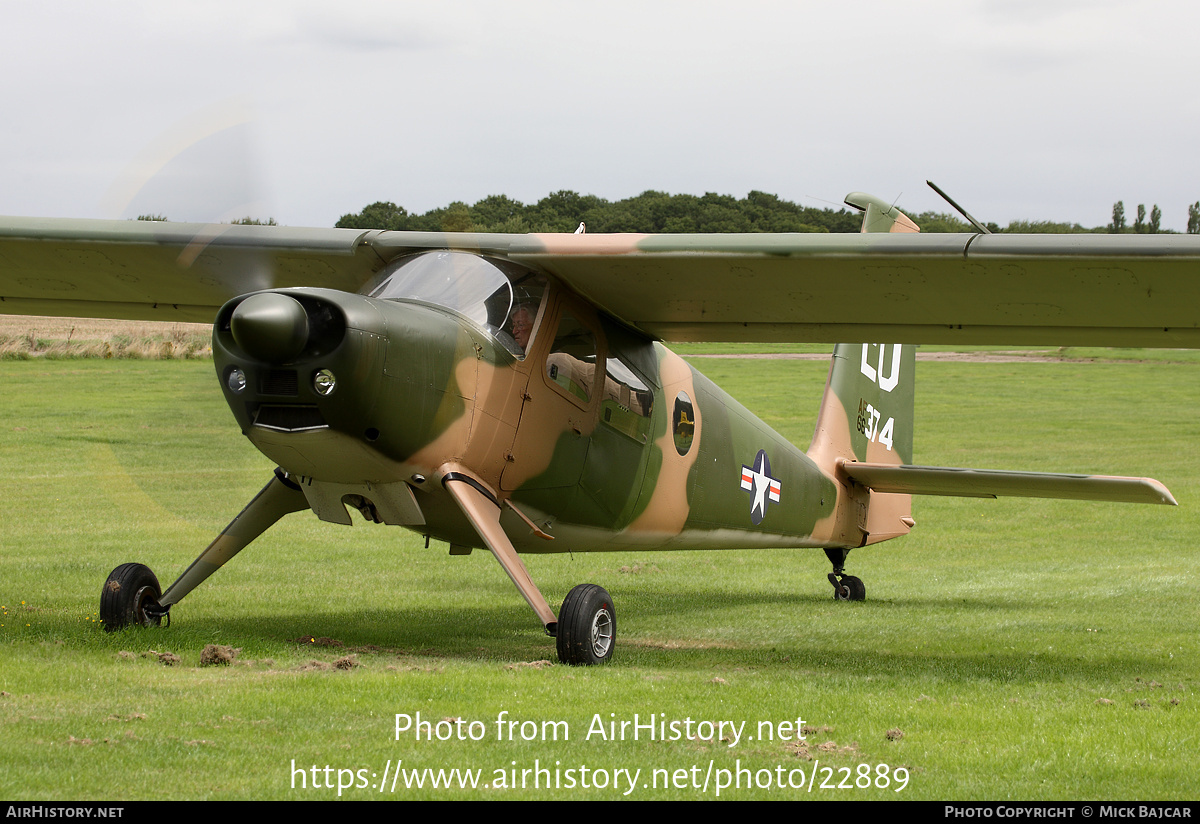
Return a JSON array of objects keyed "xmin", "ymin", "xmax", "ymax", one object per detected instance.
[
  {"xmin": 99, "ymin": 469, "xmax": 310, "ymax": 629},
  {"xmin": 824, "ymin": 548, "xmax": 866, "ymax": 601},
  {"xmin": 441, "ymin": 468, "xmax": 616, "ymax": 665}
]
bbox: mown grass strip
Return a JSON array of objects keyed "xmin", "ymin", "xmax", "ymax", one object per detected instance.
[{"xmin": 0, "ymin": 357, "xmax": 1195, "ymax": 800}]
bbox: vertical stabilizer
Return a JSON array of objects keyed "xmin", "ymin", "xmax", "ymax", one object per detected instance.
[
  {"xmin": 805, "ymin": 192, "xmax": 921, "ymax": 546},
  {"xmin": 843, "ymin": 192, "xmax": 920, "ymax": 233},
  {"xmin": 808, "ymin": 343, "xmax": 916, "ymax": 546}
]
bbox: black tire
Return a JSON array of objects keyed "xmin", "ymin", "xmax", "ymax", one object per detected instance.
[
  {"xmin": 556, "ymin": 584, "xmax": 615, "ymax": 666},
  {"xmin": 100, "ymin": 563, "xmax": 162, "ymax": 631},
  {"xmin": 835, "ymin": 575, "xmax": 866, "ymax": 602}
]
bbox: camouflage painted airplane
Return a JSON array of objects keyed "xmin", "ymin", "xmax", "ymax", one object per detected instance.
[{"xmin": 0, "ymin": 191, "xmax": 1191, "ymax": 665}]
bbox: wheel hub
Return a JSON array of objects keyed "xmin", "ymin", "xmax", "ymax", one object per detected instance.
[
  {"xmin": 133, "ymin": 585, "xmax": 162, "ymax": 627},
  {"xmin": 590, "ymin": 608, "xmax": 613, "ymax": 658}
]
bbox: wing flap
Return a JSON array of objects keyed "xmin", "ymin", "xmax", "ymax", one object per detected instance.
[{"xmin": 837, "ymin": 459, "xmax": 1177, "ymax": 505}]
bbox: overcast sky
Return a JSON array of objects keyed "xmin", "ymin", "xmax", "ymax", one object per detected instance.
[{"xmin": 2, "ymin": 1, "xmax": 1197, "ymax": 231}]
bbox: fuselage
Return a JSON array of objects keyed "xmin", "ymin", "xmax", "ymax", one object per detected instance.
[{"xmin": 211, "ymin": 251, "xmax": 850, "ymax": 556}]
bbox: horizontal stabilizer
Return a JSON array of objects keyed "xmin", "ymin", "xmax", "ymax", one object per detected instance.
[{"xmin": 837, "ymin": 459, "xmax": 1177, "ymax": 506}]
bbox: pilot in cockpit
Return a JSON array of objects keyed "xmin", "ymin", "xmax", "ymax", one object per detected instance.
[{"xmin": 510, "ymin": 302, "xmax": 535, "ymax": 353}]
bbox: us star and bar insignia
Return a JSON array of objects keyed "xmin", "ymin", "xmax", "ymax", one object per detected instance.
[{"xmin": 740, "ymin": 449, "xmax": 781, "ymax": 525}]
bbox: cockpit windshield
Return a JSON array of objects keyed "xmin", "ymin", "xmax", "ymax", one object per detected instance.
[{"xmin": 368, "ymin": 251, "xmax": 545, "ymax": 358}]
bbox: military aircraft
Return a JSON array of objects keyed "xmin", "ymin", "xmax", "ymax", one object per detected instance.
[{"xmin": 0, "ymin": 190, "xmax": 1191, "ymax": 665}]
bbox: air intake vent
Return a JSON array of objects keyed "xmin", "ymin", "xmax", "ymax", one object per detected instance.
[
  {"xmin": 259, "ymin": 370, "xmax": 298, "ymax": 396},
  {"xmin": 253, "ymin": 405, "xmax": 327, "ymax": 432}
]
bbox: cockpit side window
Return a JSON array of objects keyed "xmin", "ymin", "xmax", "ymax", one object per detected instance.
[
  {"xmin": 368, "ymin": 251, "xmax": 546, "ymax": 359},
  {"xmin": 545, "ymin": 310, "xmax": 598, "ymax": 405},
  {"xmin": 601, "ymin": 355, "xmax": 654, "ymax": 443}
]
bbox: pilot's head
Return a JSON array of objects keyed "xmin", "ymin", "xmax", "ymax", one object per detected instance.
[{"xmin": 511, "ymin": 303, "xmax": 534, "ymax": 351}]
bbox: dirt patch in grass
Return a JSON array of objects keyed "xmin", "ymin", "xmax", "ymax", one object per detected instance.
[
  {"xmin": 618, "ymin": 563, "xmax": 661, "ymax": 574},
  {"xmin": 623, "ymin": 637, "xmax": 741, "ymax": 650},
  {"xmin": 292, "ymin": 635, "xmax": 344, "ymax": 647},
  {"xmin": 199, "ymin": 644, "xmax": 241, "ymax": 666},
  {"xmin": 505, "ymin": 660, "xmax": 554, "ymax": 670},
  {"xmin": 785, "ymin": 740, "xmax": 813, "ymax": 759},
  {"xmin": 293, "ymin": 655, "xmax": 359, "ymax": 672},
  {"xmin": 784, "ymin": 734, "xmax": 856, "ymax": 760},
  {"xmin": 386, "ymin": 663, "xmax": 444, "ymax": 673},
  {"xmin": 291, "ymin": 635, "xmax": 416, "ymax": 657},
  {"xmin": 144, "ymin": 649, "xmax": 180, "ymax": 666}
]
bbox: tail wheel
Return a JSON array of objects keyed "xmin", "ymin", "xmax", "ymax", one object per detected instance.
[
  {"xmin": 834, "ymin": 575, "xmax": 866, "ymax": 601},
  {"xmin": 556, "ymin": 584, "xmax": 615, "ymax": 666},
  {"xmin": 100, "ymin": 563, "xmax": 163, "ymax": 631}
]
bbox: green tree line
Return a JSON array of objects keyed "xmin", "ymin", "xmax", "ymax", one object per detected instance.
[
  {"xmin": 338, "ymin": 190, "xmax": 1200, "ymax": 235},
  {"xmin": 338, "ymin": 191, "xmax": 861, "ymax": 234},
  {"xmin": 1108, "ymin": 201, "xmax": 1179, "ymax": 233}
]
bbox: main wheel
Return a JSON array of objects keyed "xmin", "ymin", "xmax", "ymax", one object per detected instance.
[
  {"xmin": 556, "ymin": 584, "xmax": 615, "ymax": 666},
  {"xmin": 100, "ymin": 563, "xmax": 163, "ymax": 631},
  {"xmin": 834, "ymin": 575, "xmax": 866, "ymax": 601}
]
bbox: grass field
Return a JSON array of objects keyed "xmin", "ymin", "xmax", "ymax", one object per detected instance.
[{"xmin": 0, "ymin": 353, "xmax": 1196, "ymax": 800}]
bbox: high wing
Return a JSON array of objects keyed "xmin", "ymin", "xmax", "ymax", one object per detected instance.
[
  {"xmin": 3, "ymin": 216, "xmax": 1199, "ymax": 347},
  {"xmin": 506, "ymin": 232, "xmax": 1200, "ymax": 347}
]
